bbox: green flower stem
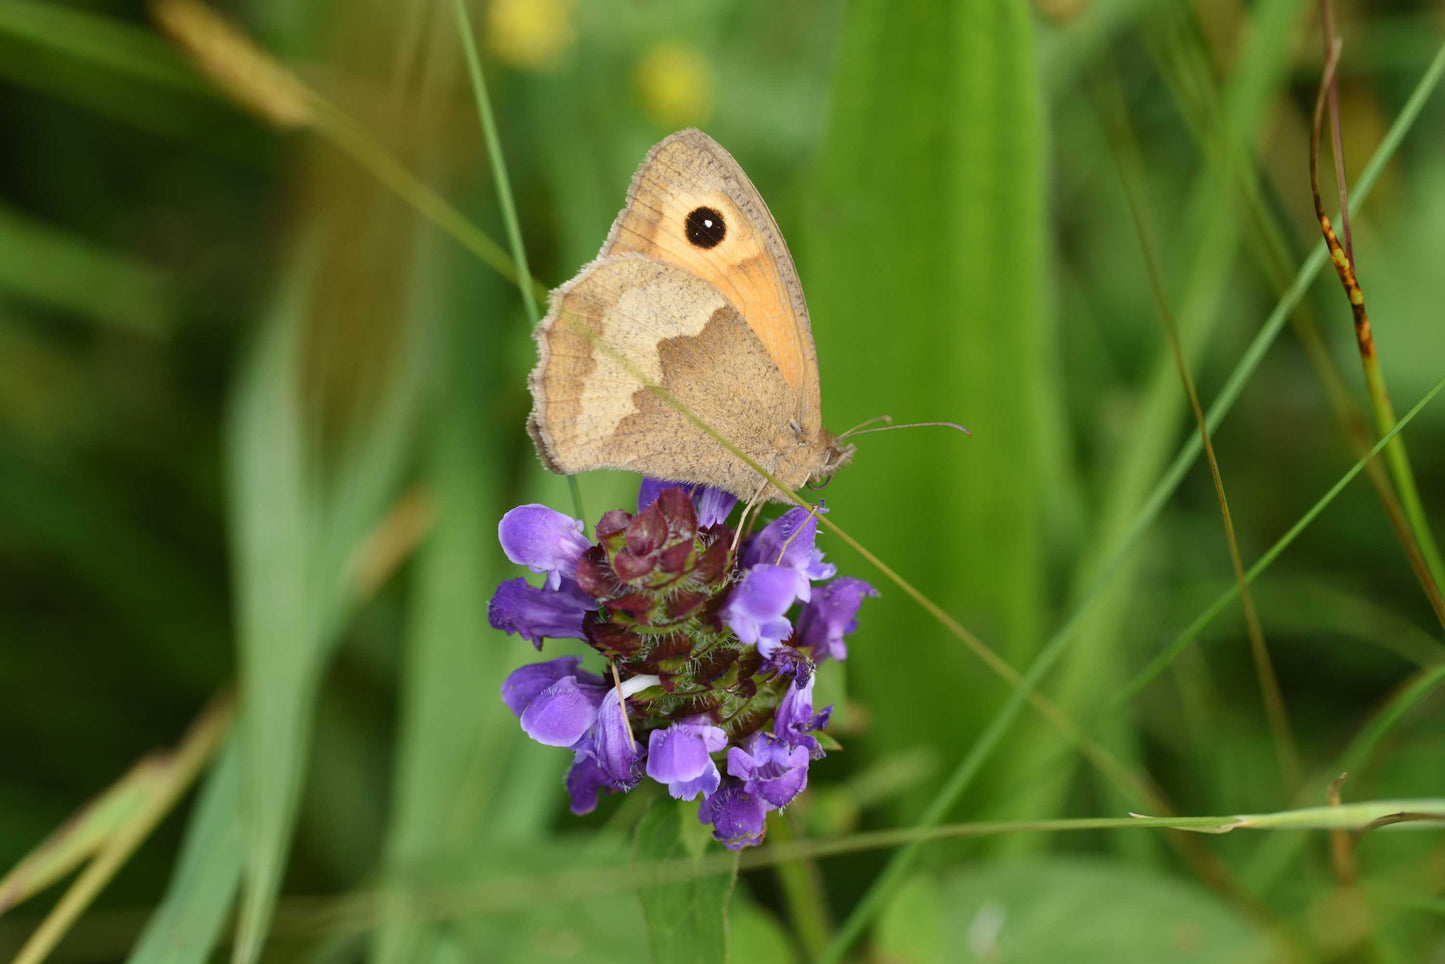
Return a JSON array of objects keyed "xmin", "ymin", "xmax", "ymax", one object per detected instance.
[{"xmin": 451, "ymin": 0, "xmax": 584, "ymax": 525}]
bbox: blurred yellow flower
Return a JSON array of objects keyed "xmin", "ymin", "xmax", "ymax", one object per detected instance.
[
  {"xmin": 634, "ymin": 42, "xmax": 714, "ymax": 127},
  {"xmin": 487, "ymin": 0, "xmax": 575, "ymax": 71}
]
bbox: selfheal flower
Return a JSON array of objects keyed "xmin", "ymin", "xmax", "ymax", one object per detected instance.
[
  {"xmin": 742, "ymin": 506, "xmax": 836, "ymax": 602},
  {"xmin": 489, "ymin": 577, "xmax": 594, "ymax": 649},
  {"xmin": 795, "ymin": 577, "xmax": 878, "ymax": 662},
  {"xmin": 727, "ymin": 732, "xmax": 811, "ymax": 808},
  {"xmin": 499, "ymin": 504, "xmax": 591, "ymax": 590},
  {"xmin": 775, "ymin": 675, "xmax": 831, "ymax": 758},
  {"xmin": 638, "ymin": 477, "xmax": 738, "ymax": 527},
  {"xmin": 647, "ymin": 718, "xmax": 728, "ymax": 800},
  {"xmin": 722, "ymin": 564, "xmax": 800, "ymax": 656},
  {"xmin": 698, "ymin": 780, "xmax": 769, "ymax": 850},
  {"xmin": 492, "ymin": 480, "xmax": 865, "ymax": 848}
]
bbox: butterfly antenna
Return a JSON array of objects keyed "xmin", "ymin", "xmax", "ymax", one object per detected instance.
[
  {"xmin": 842, "ymin": 420, "xmax": 971, "ymax": 438},
  {"xmin": 838, "ymin": 414, "xmax": 893, "ymax": 437}
]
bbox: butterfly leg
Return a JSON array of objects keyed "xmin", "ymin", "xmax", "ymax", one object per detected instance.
[{"xmin": 729, "ymin": 480, "xmax": 770, "ymax": 555}]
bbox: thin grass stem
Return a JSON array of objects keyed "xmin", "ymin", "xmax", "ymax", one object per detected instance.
[
  {"xmin": 1311, "ymin": 39, "xmax": 1445, "ymax": 593},
  {"xmin": 449, "ymin": 0, "xmax": 583, "ymax": 523},
  {"xmin": 1093, "ymin": 62, "xmax": 1302, "ymax": 790},
  {"xmin": 1112, "ymin": 371, "xmax": 1445, "ymax": 709},
  {"xmin": 1144, "ymin": 11, "xmax": 1445, "ymax": 634}
]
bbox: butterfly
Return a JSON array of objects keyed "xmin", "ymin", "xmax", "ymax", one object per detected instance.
[{"xmin": 526, "ymin": 129, "xmax": 852, "ymax": 504}]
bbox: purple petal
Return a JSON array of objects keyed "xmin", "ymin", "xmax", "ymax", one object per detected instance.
[
  {"xmin": 590, "ymin": 688, "xmax": 644, "ymax": 786},
  {"xmin": 743, "ymin": 506, "xmax": 836, "ymax": 584},
  {"xmin": 698, "ymin": 780, "xmax": 769, "ymax": 850},
  {"xmin": 775, "ymin": 675, "xmax": 831, "ymax": 758},
  {"xmin": 488, "ymin": 577, "xmax": 593, "ymax": 649},
  {"xmin": 499, "ymin": 504, "xmax": 591, "ymax": 590},
  {"xmin": 727, "ymin": 732, "xmax": 810, "ymax": 808},
  {"xmin": 501, "ymin": 656, "xmax": 602, "ymax": 716},
  {"xmin": 722, "ymin": 564, "xmax": 800, "ymax": 653},
  {"xmin": 519, "ymin": 676, "xmax": 605, "ymax": 747},
  {"xmin": 646, "ymin": 719, "xmax": 728, "ymax": 800},
  {"xmin": 565, "ymin": 752, "xmax": 610, "ymax": 815},
  {"xmin": 638, "ymin": 478, "xmax": 738, "ymax": 527},
  {"xmin": 795, "ymin": 577, "xmax": 877, "ymax": 663}
]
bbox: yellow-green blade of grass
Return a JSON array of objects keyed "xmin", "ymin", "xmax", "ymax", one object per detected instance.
[
  {"xmin": 0, "ymin": 760, "xmax": 160, "ymax": 913},
  {"xmin": 225, "ymin": 253, "xmax": 325, "ymax": 964},
  {"xmin": 803, "ymin": 0, "xmax": 1048, "ymax": 823},
  {"xmin": 370, "ymin": 248, "xmax": 534, "ymax": 962},
  {"xmin": 126, "ymin": 738, "xmax": 244, "ymax": 964},
  {"xmin": 227, "ymin": 249, "xmax": 430, "ymax": 964}
]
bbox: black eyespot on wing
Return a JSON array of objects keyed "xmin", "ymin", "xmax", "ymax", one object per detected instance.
[{"xmin": 685, "ymin": 207, "xmax": 726, "ymax": 248}]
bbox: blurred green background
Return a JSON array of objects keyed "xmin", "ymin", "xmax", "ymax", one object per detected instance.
[{"xmin": 3, "ymin": 0, "xmax": 1445, "ymax": 961}]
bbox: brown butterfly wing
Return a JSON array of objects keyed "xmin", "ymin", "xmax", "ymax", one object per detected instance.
[
  {"xmin": 599, "ymin": 129, "xmax": 822, "ymax": 437},
  {"xmin": 528, "ymin": 256, "xmax": 813, "ymax": 498}
]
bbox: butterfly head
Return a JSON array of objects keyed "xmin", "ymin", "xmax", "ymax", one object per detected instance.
[{"xmin": 804, "ymin": 431, "xmax": 855, "ymax": 490}]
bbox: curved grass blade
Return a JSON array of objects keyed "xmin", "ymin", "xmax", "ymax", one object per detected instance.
[
  {"xmin": 1112, "ymin": 371, "xmax": 1445, "ymax": 709},
  {"xmin": 9, "ymin": 696, "xmax": 234, "ymax": 964},
  {"xmin": 126, "ymin": 738, "xmax": 244, "ymax": 964},
  {"xmin": 1016, "ymin": 0, "xmax": 1307, "ymax": 828},
  {"xmin": 1094, "ymin": 59, "xmax": 1299, "ymax": 787}
]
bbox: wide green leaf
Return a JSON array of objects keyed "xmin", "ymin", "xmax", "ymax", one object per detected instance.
[
  {"xmin": 876, "ymin": 857, "xmax": 1265, "ymax": 963},
  {"xmin": 634, "ymin": 801, "xmax": 736, "ymax": 964},
  {"xmin": 803, "ymin": 0, "xmax": 1048, "ymax": 818}
]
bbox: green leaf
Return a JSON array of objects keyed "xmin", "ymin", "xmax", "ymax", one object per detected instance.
[
  {"xmin": 876, "ymin": 857, "xmax": 1265, "ymax": 963},
  {"xmin": 225, "ymin": 253, "xmax": 325, "ymax": 964},
  {"xmin": 802, "ymin": 0, "xmax": 1048, "ymax": 814},
  {"xmin": 126, "ymin": 739, "xmax": 244, "ymax": 964},
  {"xmin": 634, "ymin": 801, "xmax": 736, "ymax": 964}
]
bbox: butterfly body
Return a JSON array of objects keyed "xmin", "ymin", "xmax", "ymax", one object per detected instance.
[{"xmin": 527, "ymin": 129, "xmax": 851, "ymax": 500}]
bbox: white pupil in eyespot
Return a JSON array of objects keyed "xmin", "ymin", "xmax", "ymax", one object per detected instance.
[{"xmin": 703, "ymin": 219, "xmax": 713, "ymax": 227}]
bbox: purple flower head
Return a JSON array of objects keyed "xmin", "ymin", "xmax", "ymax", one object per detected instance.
[
  {"xmin": 699, "ymin": 780, "xmax": 769, "ymax": 850},
  {"xmin": 795, "ymin": 577, "xmax": 878, "ymax": 663},
  {"xmin": 488, "ymin": 577, "xmax": 593, "ymax": 650},
  {"xmin": 775, "ymin": 675, "xmax": 832, "ymax": 758},
  {"xmin": 519, "ymin": 675, "xmax": 607, "ymax": 747},
  {"xmin": 499, "ymin": 504, "xmax": 591, "ymax": 590},
  {"xmin": 638, "ymin": 478, "xmax": 739, "ymax": 528},
  {"xmin": 743, "ymin": 506, "xmax": 836, "ymax": 602},
  {"xmin": 501, "ymin": 656, "xmax": 604, "ymax": 716},
  {"xmin": 727, "ymin": 732, "xmax": 811, "ymax": 808},
  {"xmin": 646, "ymin": 717, "xmax": 728, "ymax": 800},
  {"xmin": 491, "ymin": 483, "xmax": 859, "ymax": 845},
  {"xmin": 721, "ymin": 564, "xmax": 800, "ymax": 656}
]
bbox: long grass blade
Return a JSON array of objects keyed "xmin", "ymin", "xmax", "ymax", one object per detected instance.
[
  {"xmin": 450, "ymin": 0, "xmax": 583, "ymax": 523},
  {"xmin": 126, "ymin": 738, "xmax": 244, "ymax": 964},
  {"xmin": 1309, "ymin": 37, "xmax": 1445, "ymax": 591},
  {"xmin": 1093, "ymin": 60, "xmax": 1301, "ymax": 789},
  {"xmin": 10, "ymin": 696, "xmax": 234, "ymax": 964},
  {"xmin": 1112, "ymin": 370, "xmax": 1445, "ymax": 708}
]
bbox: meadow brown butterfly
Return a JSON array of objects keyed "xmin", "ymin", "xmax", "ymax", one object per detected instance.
[{"xmin": 527, "ymin": 129, "xmax": 853, "ymax": 503}]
